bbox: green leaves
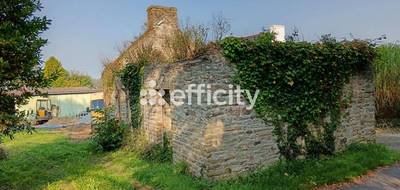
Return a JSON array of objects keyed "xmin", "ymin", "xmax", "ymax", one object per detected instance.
[
  {"xmin": 91, "ymin": 108, "xmax": 126, "ymax": 151},
  {"xmin": 0, "ymin": 0, "xmax": 50, "ymax": 140},
  {"xmin": 220, "ymin": 32, "xmax": 376, "ymax": 160},
  {"xmin": 120, "ymin": 62, "xmax": 145, "ymax": 129}
]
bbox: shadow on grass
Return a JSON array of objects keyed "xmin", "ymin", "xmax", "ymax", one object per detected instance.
[
  {"xmin": 0, "ymin": 133, "xmax": 131, "ymax": 190},
  {"xmin": 99, "ymin": 150, "xmax": 209, "ymax": 190}
]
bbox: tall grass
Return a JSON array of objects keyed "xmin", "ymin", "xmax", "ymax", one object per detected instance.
[
  {"xmin": 165, "ymin": 22, "xmax": 209, "ymax": 62},
  {"xmin": 374, "ymin": 44, "xmax": 400, "ymax": 118}
]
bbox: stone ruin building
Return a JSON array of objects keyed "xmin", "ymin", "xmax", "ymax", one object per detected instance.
[{"xmin": 103, "ymin": 5, "xmax": 376, "ymax": 179}]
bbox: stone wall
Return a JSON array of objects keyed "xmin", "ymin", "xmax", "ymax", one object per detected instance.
[
  {"xmin": 141, "ymin": 104, "xmax": 171, "ymax": 144},
  {"xmin": 143, "ymin": 55, "xmax": 279, "ymax": 179},
  {"xmin": 168, "ymin": 57, "xmax": 279, "ymax": 179},
  {"xmin": 335, "ymin": 68, "xmax": 376, "ymax": 150},
  {"xmin": 141, "ymin": 54, "xmax": 376, "ymax": 179},
  {"xmin": 142, "ymin": 63, "xmax": 183, "ymax": 143}
]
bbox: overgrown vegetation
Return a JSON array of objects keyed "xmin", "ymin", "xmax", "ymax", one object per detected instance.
[
  {"xmin": 119, "ymin": 51, "xmax": 173, "ymax": 163},
  {"xmin": 101, "ymin": 60, "xmax": 118, "ymax": 105},
  {"xmin": 120, "ymin": 60, "xmax": 145, "ymax": 129},
  {"xmin": 91, "ymin": 108, "xmax": 126, "ymax": 151},
  {"xmin": 166, "ymin": 22, "xmax": 209, "ymax": 61},
  {"xmin": 122, "ymin": 127, "xmax": 173, "ymax": 163},
  {"xmin": 1, "ymin": 131, "xmax": 399, "ymax": 190},
  {"xmin": 140, "ymin": 133, "xmax": 173, "ymax": 163},
  {"xmin": 220, "ymin": 33, "xmax": 376, "ymax": 160},
  {"xmin": 107, "ymin": 13, "xmax": 232, "ymax": 110},
  {"xmin": 374, "ymin": 44, "xmax": 400, "ymax": 119}
]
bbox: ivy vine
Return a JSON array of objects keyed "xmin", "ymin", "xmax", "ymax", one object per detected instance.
[
  {"xmin": 120, "ymin": 59, "xmax": 147, "ymax": 129},
  {"xmin": 220, "ymin": 33, "xmax": 376, "ymax": 160}
]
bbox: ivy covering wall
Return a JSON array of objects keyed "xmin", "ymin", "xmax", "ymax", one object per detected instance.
[
  {"xmin": 220, "ymin": 33, "xmax": 376, "ymax": 160},
  {"xmin": 120, "ymin": 60, "xmax": 146, "ymax": 129}
]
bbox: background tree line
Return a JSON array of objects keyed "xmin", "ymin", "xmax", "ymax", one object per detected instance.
[{"xmin": 44, "ymin": 56, "xmax": 93, "ymax": 88}]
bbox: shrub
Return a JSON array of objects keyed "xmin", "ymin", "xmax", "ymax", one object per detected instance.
[
  {"xmin": 122, "ymin": 128, "xmax": 172, "ymax": 163},
  {"xmin": 174, "ymin": 162, "xmax": 190, "ymax": 175},
  {"xmin": 140, "ymin": 133, "xmax": 172, "ymax": 163},
  {"xmin": 91, "ymin": 108, "xmax": 126, "ymax": 151},
  {"xmin": 374, "ymin": 44, "xmax": 400, "ymax": 118},
  {"xmin": 220, "ymin": 33, "xmax": 376, "ymax": 160},
  {"xmin": 122, "ymin": 128, "xmax": 149, "ymax": 153}
]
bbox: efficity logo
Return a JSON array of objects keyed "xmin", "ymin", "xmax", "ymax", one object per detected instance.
[{"xmin": 140, "ymin": 80, "xmax": 259, "ymax": 110}]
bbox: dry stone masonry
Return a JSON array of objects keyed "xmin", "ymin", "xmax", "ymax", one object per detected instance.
[
  {"xmin": 141, "ymin": 54, "xmax": 376, "ymax": 179},
  {"xmin": 335, "ymin": 69, "xmax": 376, "ymax": 150}
]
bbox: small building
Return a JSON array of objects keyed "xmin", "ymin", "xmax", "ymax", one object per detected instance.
[
  {"xmin": 104, "ymin": 6, "xmax": 376, "ymax": 180},
  {"xmin": 19, "ymin": 87, "xmax": 103, "ymax": 118}
]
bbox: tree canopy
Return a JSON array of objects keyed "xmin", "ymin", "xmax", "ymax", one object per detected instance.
[
  {"xmin": 0, "ymin": 0, "xmax": 50, "ymax": 139},
  {"xmin": 43, "ymin": 56, "xmax": 93, "ymax": 88},
  {"xmin": 43, "ymin": 56, "xmax": 68, "ymax": 80}
]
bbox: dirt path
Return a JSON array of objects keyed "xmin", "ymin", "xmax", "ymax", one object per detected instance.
[
  {"xmin": 377, "ymin": 129, "xmax": 400, "ymax": 150},
  {"xmin": 38, "ymin": 118, "xmax": 93, "ymax": 140},
  {"xmin": 54, "ymin": 123, "xmax": 92, "ymax": 140}
]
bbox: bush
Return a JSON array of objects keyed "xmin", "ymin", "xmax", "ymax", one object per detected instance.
[
  {"xmin": 91, "ymin": 108, "xmax": 126, "ymax": 151},
  {"xmin": 122, "ymin": 128, "xmax": 172, "ymax": 163},
  {"xmin": 139, "ymin": 133, "xmax": 172, "ymax": 163},
  {"xmin": 123, "ymin": 128, "xmax": 149, "ymax": 153}
]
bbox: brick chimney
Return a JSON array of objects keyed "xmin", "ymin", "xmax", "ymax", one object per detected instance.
[{"xmin": 146, "ymin": 5, "xmax": 178, "ymax": 31}]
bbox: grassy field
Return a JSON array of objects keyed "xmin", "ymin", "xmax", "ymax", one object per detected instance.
[{"xmin": 0, "ymin": 131, "xmax": 399, "ymax": 190}]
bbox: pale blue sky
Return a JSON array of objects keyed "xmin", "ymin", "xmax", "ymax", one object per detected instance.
[{"xmin": 40, "ymin": 0, "xmax": 400, "ymax": 78}]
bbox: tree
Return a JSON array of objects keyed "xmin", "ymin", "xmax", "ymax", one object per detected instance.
[
  {"xmin": 211, "ymin": 12, "xmax": 231, "ymax": 41},
  {"xmin": 0, "ymin": 0, "xmax": 50, "ymax": 140},
  {"xmin": 43, "ymin": 56, "xmax": 68, "ymax": 81}
]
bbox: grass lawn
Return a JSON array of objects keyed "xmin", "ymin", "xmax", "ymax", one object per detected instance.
[{"xmin": 0, "ymin": 131, "xmax": 399, "ymax": 190}]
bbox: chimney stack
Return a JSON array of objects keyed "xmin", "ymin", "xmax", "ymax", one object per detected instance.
[
  {"xmin": 269, "ymin": 25, "xmax": 285, "ymax": 42},
  {"xmin": 146, "ymin": 5, "xmax": 178, "ymax": 31}
]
